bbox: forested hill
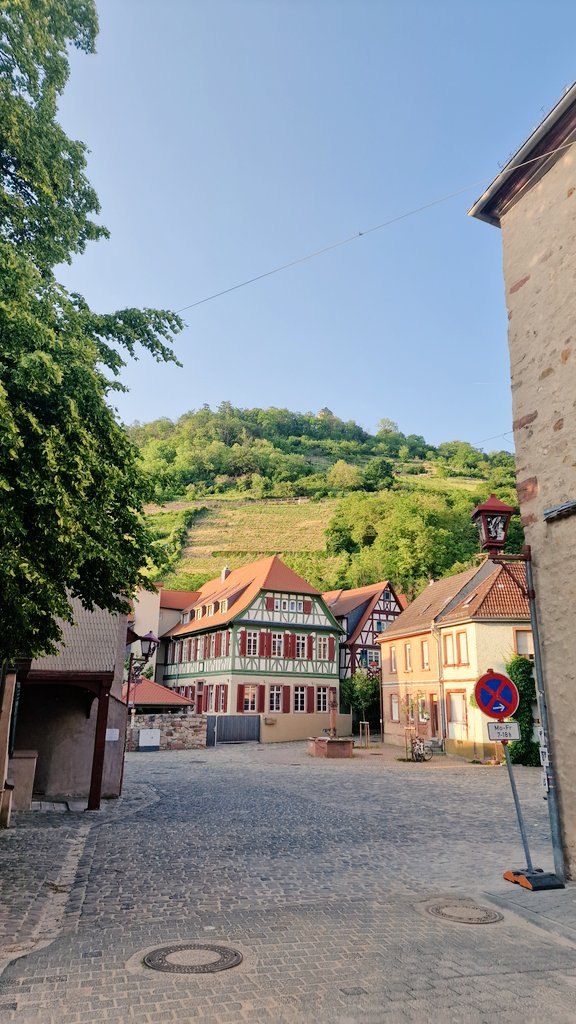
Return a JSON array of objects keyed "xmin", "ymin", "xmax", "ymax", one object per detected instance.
[
  {"xmin": 128, "ymin": 403, "xmax": 514, "ymax": 503},
  {"xmin": 130, "ymin": 404, "xmax": 520, "ymax": 599}
]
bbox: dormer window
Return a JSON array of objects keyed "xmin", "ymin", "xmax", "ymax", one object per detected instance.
[
  {"xmin": 207, "ymin": 604, "xmax": 214, "ymax": 616},
  {"xmin": 181, "ymin": 612, "xmax": 190, "ymax": 624},
  {"xmin": 220, "ymin": 600, "xmax": 227, "ymax": 613}
]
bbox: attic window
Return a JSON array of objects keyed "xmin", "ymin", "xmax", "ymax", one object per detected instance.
[
  {"xmin": 207, "ymin": 604, "xmax": 214, "ymax": 616},
  {"xmin": 220, "ymin": 600, "xmax": 227, "ymax": 613},
  {"xmin": 384, "ymin": 590, "xmax": 391, "ymax": 601},
  {"xmin": 182, "ymin": 612, "xmax": 190, "ymax": 624},
  {"xmin": 463, "ymin": 592, "xmax": 477, "ymax": 607}
]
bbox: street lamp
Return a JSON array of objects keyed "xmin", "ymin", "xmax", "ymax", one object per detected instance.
[
  {"xmin": 126, "ymin": 630, "xmax": 159, "ymax": 711},
  {"xmin": 471, "ymin": 497, "xmax": 565, "ymax": 883}
]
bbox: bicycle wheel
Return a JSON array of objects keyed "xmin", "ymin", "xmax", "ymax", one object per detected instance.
[{"xmin": 422, "ymin": 744, "xmax": 433, "ymax": 761}]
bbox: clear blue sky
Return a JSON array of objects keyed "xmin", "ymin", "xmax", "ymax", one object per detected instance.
[{"xmin": 56, "ymin": 0, "xmax": 576, "ymax": 451}]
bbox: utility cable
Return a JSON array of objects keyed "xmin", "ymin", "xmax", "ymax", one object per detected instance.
[{"xmin": 175, "ymin": 139, "xmax": 576, "ymax": 315}]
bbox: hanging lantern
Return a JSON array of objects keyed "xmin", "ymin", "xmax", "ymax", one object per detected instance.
[{"xmin": 471, "ymin": 494, "xmax": 516, "ymax": 552}]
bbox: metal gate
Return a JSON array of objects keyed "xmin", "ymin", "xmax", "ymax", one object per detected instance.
[
  {"xmin": 206, "ymin": 716, "xmax": 217, "ymax": 748},
  {"xmin": 216, "ymin": 715, "xmax": 261, "ymax": 744}
]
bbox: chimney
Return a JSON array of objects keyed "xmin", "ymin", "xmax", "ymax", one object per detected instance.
[{"xmin": 221, "ymin": 565, "xmax": 230, "ymax": 582}]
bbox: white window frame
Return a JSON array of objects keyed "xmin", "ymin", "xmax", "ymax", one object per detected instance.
[
  {"xmin": 456, "ymin": 631, "xmax": 469, "ymax": 665},
  {"xmin": 243, "ymin": 685, "xmax": 257, "ymax": 712},
  {"xmin": 418, "ymin": 696, "xmax": 428, "ymax": 722},
  {"xmin": 421, "ymin": 640, "xmax": 429, "ymax": 671},
  {"xmin": 390, "ymin": 646, "xmax": 397, "ymax": 672},
  {"xmin": 295, "ymin": 634, "xmax": 307, "ymax": 659},
  {"xmin": 390, "ymin": 694, "xmax": 400, "ymax": 721},
  {"xmin": 297, "ymin": 600, "xmax": 303, "ymax": 612},
  {"xmin": 316, "ymin": 686, "xmax": 328, "ymax": 712},
  {"xmin": 271, "ymin": 632, "xmax": 283, "ymax": 657},
  {"xmin": 209, "ymin": 634, "xmax": 216, "ymax": 658},
  {"xmin": 444, "ymin": 633, "xmax": 455, "ymax": 667},
  {"xmin": 281, "ymin": 599, "xmax": 288, "ymax": 611},
  {"xmin": 218, "ymin": 685, "xmax": 226, "ymax": 711},
  {"xmin": 317, "ymin": 636, "xmax": 328, "ymax": 660},
  {"xmin": 269, "ymin": 686, "xmax": 282, "ymax": 713},
  {"xmin": 294, "ymin": 686, "xmax": 306, "ymax": 712},
  {"xmin": 246, "ymin": 630, "xmax": 258, "ymax": 656},
  {"xmin": 405, "ymin": 643, "xmax": 412, "ymax": 672}
]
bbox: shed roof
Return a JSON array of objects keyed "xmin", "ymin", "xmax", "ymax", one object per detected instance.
[{"xmin": 122, "ymin": 679, "xmax": 193, "ymax": 706}]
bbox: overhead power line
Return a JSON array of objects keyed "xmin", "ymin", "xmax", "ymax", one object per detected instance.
[{"xmin": 175, "ymin": 139, "xmax": 576, "ymax": 315}]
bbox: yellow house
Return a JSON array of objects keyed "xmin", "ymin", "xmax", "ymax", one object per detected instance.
[{"xmin": 378, "ymin": 561, "xmax": 533, "ymax": 760}]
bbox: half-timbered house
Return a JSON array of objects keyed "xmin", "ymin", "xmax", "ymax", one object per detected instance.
[
  {"xmin": 160, "ymin": 556, "xmax": 351, "ymax": 743},
  {"xmin": 322, "ymin": 582, "xmax": 405, "ymax": 682}
]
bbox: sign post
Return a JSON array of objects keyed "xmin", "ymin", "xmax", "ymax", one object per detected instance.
[{"xmin": 475, "ymin": 670, "xmax": 564, "ymax": 891}]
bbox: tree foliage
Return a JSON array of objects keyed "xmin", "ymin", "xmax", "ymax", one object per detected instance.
[
  {"xmin": 0, "ymin": 1, "xmax": 182, "ymax": 663},
  {"xmin": 340, "ymin": 671, "xmax": 380, "ymax": 722}
]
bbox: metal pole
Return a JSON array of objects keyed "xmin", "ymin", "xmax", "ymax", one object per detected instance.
[
  {"xmin": 525, "ymin": 551, "xmax": 566, "ymax": 881},
  {"xmin": 503, "ymin": 742, "xmax": 534, "ymax": 873}
]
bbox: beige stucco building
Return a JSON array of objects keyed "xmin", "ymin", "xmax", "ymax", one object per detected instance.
[
  {"xmin": 470, "ymin": 83, "xmax": 576, "ymax": 874},
  {"xmin": 379, "ymin": 562, "xmax": 533, "ymax": 760}
]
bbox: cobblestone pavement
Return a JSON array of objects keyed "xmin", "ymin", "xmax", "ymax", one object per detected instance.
[{"xmin": 2, "ymin": 742, "xmax": 576, "ymax": 1022}]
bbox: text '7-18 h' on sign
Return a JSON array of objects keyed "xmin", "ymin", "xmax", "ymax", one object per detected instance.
[{"xmin": 487, "ymin": 721, "xmax": 521, "ymax": 742}]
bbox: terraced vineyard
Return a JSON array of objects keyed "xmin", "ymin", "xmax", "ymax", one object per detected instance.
[{"xmin": 146, "ymin": 497, "xmax": 343, "ymax": 588}]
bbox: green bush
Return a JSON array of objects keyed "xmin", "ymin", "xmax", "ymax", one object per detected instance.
[{"xmin": 506, "ymin": 654, "xmax": 540, "ymax": 766}]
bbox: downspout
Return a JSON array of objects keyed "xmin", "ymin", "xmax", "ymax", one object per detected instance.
[
  {"xmin": 8, "ymin": 681, "xmax": 20, "ymax": 758},
  {"xmin": 431, "ymin": 623, "xmax": 446, "ymax": 750}
]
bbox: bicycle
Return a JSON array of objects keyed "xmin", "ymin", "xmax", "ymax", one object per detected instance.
[{"xmin": 411, "ymin": 736, "xmax": 433, "ymax": 762}]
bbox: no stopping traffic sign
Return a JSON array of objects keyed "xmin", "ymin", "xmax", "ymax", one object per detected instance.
[{"xmin": 474, "ymin": 670, "xmax": 519, "ymax": 720}]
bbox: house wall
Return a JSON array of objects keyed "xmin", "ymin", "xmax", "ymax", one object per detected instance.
[
  {"xmin": 500, "ymin": 150, "xmax": 576, "ymax": 873},
  {"xmin": 14, "ymin": 686, "xmax": 126, "ymax": 800},
  {"xmin": 261, "ymin": 712, "xmax": 352, "ymax": 743}
]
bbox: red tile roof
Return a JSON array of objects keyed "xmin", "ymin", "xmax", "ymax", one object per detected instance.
[
  {"xmin": 164, "ymin": 555, "xmax": 320, "ymax": 638},
  {"xmin": 379, "ymin": 565, "xmax": 484, "ymax": 640},
  {"xmin": 159, "ymin": 589, "xmax": 199, "ymax": 610},
  {"xmin": 323, "ymin": 582, "xmax": 400, "ymax": 645},
  {"xmin": 122, "ymin": 679, "xmax": 193, "ymax": 706},
  {"xmin": 440, "ymin": 563, "xmax": 529, "ymax": 622}
]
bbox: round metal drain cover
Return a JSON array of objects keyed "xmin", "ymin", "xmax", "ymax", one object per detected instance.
[
  {"xmin": 144, "ymin": 943, "xmax": 243, "ymax": 974},
  {"xmin": 426, "ymin": 900, "xmax": 503, "ymax": 925}
]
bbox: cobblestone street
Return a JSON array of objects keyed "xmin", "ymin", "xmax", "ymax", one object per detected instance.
[{"xmin": 2, "ymin": 743, "xmax": 576, "ymax": 1022}]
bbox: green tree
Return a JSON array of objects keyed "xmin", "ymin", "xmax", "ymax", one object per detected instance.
[
  {"xmin": 327, "ymin": 460, "xmax": 362, "ymax": 492},
  {"xmin": 0, "ymin": 1, "xmax": 182, "ymax": 664},
  {"xmin": 341, "ymin": 671, "xmax": 380, "ymax": 723}
]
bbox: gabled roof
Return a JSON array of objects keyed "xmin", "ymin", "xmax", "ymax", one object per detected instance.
[
  {"xmin": 323, "ymin": 581, "xmax": 399, "ymax": 645},
  {"xmin": 164, "ymin": 555, "xmax": 320, "ymax": 638},
  {"xmin": 122, "ymin": 678, "xmax": 194, "ymax": 706},
  {"xmin": 378, "ymin": 565, "xmax": 483, "ymax": 641},
  {"xmin": 159, "ymin": 589, "xmax": 199, "ymax": 610},
  {"xmin": 439, "ymin": 563, "xmax": 529, "ymax": 624}
]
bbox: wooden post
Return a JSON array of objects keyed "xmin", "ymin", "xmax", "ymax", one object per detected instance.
[
  {"xmin": 88, "ymin": 683, "xmax": 110, "ymax": 811},
  {"xmin": 0, "ymin": 668, "xmax": 17, "ymax": 827}
]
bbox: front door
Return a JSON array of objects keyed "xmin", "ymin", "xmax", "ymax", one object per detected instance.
[{"xmin": 430, "ymin": 694, "xmax": 439, "ymax": 737}]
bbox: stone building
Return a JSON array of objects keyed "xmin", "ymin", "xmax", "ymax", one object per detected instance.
[{"xmin": 469, "ymin": 83, "xmax": 576, "ymax": 873}]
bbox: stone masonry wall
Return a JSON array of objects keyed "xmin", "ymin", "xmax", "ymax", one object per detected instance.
[
  {"xmin": 500, "ymin": 148, "xmax": 576, "ymax": 875},
  {"xmin": 126, "ymin": 713, "xmax": 207, "ymax": 752}
]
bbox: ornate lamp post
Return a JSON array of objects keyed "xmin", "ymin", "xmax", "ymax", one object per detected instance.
[
  {"xmin": 471, "ymin": 496, "xmax": 565, "ymax": 882},
  {"xmin": 126, "ymin": 630, "xmax": 159, "ymax": 713}
]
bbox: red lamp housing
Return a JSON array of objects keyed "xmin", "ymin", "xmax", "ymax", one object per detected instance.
[{"xmin": 471, "ymin": 494, "xmax": 516, "ymax": 552}]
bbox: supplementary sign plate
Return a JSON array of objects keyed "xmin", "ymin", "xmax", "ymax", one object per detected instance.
[
  {"xmin": 487, "ymin": 721, "xmax": 520, "ymax": 742},
  {"xmin": 475, "ymin": 671, "xmax": 519, "ymax": 720}
]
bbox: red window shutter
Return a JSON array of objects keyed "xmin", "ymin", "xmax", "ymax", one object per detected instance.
[
  {"xmin": 265, "ymin": 632, "xmax": 272, "ymax": 657},
  {"xmin": 290, "ymin": 634, "xmax": 296, "ymax": 659},
  {"xmin": 282, "ymin": 685, "xmax": 291, "ymax": 714},
  {"xmin": 257, "ymin": 684, "xmax": 266, "ymax": 713},
  {"xmin": 328, "ymin": 636, "xmax": 335, "ymax": 661},
  {"xmin": 215, "ymin": 632, "xmax": 221, "ymax": 657},
  {"xmin": 236, "ymin": 685, "xmax": 245, "ymax": 712},
  {"xmin": 193, "ymin": 638, "xmax": 198, "ymax": 660},
  {"xmin": 190, "ymin": 685, "xmax": 196, "ymax": 702},
  {"xmin": 306, "ymin": 686, "xmax": 315, "ymax": 713},
  {"xmin": 303, "ymin": 600, "xmax": 312, "ymax": 614},
  {"xmin": 196, "ymin": 691, "xmax": 203, "ymax": 714},
  {"xmin": 222, "ymin": 686, "xmax": 228, "ymax": 712},
  {"xmin": 259, "ymin": 631, "xmax": 267, "ymax": 656},
  {"xmin": 266, "ymin": 596, "xmax": 274, "ymax": 611},
  {"xmin": 307, "ymin": 635, "xmax": 314, "ymax": 660},
  {"xmin": 283, "ymin": 633, "xmax": 291, "ymax": 657},
  {"xmin": 239, "ymin": 631, "xmax": 247, "ymax": 656},
  {"xmin": 225, "ymin": 631, "xmax": 230, "ymax": 656}
]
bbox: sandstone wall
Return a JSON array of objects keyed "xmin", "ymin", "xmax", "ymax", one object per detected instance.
[
  {"xmin": 501, "ymin": 148, "xmax": 576, "ymax": 875},
  {"xmin": 126, "ymin": 713, "xmax": 207, "ymax": 752}
]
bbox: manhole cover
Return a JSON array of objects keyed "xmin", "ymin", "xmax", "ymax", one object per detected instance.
[
  {"xmin": 426, "ymin": 900, "xmax": 503, "ymax": 925},
  {"xmin": 143, "ymin": 943, "xmax": 243, "ymax": 974}
]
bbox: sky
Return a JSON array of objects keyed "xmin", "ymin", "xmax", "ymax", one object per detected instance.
[{"xmin": 56, "ymin": 0, "xmax": 576, "ymax": 451}]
